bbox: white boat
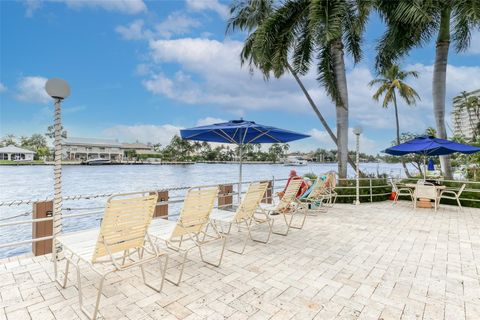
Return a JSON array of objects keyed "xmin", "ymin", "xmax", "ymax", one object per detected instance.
[
  {"xmin": 83, "ymin": 158, "xmax": 111, "ymax": 165},
  {"xmin": 284, "ymin": 156, "xmax": 307, "ymax": 166}
]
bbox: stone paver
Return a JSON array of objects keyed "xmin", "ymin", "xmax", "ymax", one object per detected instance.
[{"xmin": 0, "ymin": 201, "xmax": 479, "ymax": 319}]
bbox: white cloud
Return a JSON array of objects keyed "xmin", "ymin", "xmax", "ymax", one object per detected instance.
[
  {"xmin": 465, "ymin": 30, "xmax": 480, "ymax": 55},
  {"xmin": 116, "ymin": 13, "xmax": 201, "ymax": 41},
  {"xmin": 155, "ymin": 12, "xmax": 201, "ymax": 39},
  {"xmin": 103, "ymin": 124, "xmax": 182, "ymax": 145},
  {"xmin": 195, "ymin": 117, "xmax": 226, "ymax": 126},
  {"xmin": 25, "ymin": 0, "xmax": 147, "ymax": 16},
  {"xmin": 145, "ymin": 38, "xmax": 319, "ymax": 114},
  {"xmin": 0, "ymin": 82, "xmax": 7, "ymax": 93},
  {"xmin": 24, "ymin": 0, "xmax": 42, "ymax": 17},
  {"xmin": 115, "ymin": 19, "xmax": 151, "ymax": 40},
  {"xmin": 15, "ymin": 76, "xmax": 50, "ymax": 104},
  {"xmin": 186, "ymin": 0, "xmax": 229, "ymax": 19}
]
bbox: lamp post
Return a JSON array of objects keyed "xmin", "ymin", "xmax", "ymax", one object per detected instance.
[
  {"xmin": 353, "ymin": 127, "xmax": 362, "ymax": 205},
  {"xmin": 45, "ymin": 78, "xmax": 70, "ymax": 259}
]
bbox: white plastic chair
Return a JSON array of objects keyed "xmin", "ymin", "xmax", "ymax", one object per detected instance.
[
  {"xmin": 438, "ymin": 184, "xmax": 466, "ymax": 211},
  {"xmin": 413, "ymin": 182, "xmax": 439, "ymax": 211}
]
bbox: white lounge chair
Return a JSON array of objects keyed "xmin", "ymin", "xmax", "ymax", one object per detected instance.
[
  {"xmin": 438, "ymin": 184, "xmax": 466, "ymax": 211},
  {"xmin": 260, "ymin": 179, "xmax": 307, "ymax": 236},
  {"xmin": 210, "ymin": 182, "xmax": 271, "ymax": 254},
  {"xmin": 149, "ymin": 186, "xmax": 226, "ymax": 285},
  {"xmin": 54, "ymin": 192, "xmax": 168, "ymax": 320}
]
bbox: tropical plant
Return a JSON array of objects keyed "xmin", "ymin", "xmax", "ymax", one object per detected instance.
[
  {"xmin": 369, "ymin": 64, "xmax": 420, "ymax": 177},
  {"xmin": 375, "ymin": 0, "xmax": 480, "ymax": 179},
  {"xmin": 0, "ymin": 134, "xmax": 17, "ymax": 147},
  {"xmin": 227, "ymin": 0, "xmax": 368, "ymax": 178}
]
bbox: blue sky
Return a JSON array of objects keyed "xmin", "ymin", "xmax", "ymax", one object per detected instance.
[{"xmin": 1, "ymin": 0, "xmax": 479, "ymax": 154}]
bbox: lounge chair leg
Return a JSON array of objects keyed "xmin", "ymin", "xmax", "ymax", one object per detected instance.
[
  {"xmin": 272, "ymin": 214, "xmax": 292, "ymax": 236},
  {"xmin": 62, "ymin": 259, "xmax": 70, "ymax": 288},
  {"xmin": 76, "ymin": 261, "xmax": 106, "ymax": 320},
  {"xmin": 289, "ymin": 210, "xmax": 307, "ymax": 230},
  {"xmin": 225, "ymin": 222, "xmax": 249, "ymax": 255},
  {"xmin": 166, "ymin": 248, "xmax": 189, "ymax": 286},
  {"xmin": 140, "ymin": 254, "xmax": 169, "ymax": 292},
  {"xmin": 250, "ymin": 218, "xmax": 273, "ymax": 244},
  {"xmin": 198, "ymin": 236, "xmax": 227, "ymax": 267}
]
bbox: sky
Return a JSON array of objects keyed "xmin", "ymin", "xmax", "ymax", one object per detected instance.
[{"xmin": 1, "ymin": 0, "xmax": 480, "ymax": 155}]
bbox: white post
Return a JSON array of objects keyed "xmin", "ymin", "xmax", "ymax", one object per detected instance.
[
  {"xmin": 45, "ymin": 78, "xmax": 70, "ymax": 259},
  {"xmin": 238, "ymin": 144, "xmax": 243, "ymax": 204},
  {"xmin": 353, "ymin": 127, "xmax": 362, "ymax": 206},
  {"xmin": 53, "ymin": 98, "xmax": 63, "ymax": 257}
]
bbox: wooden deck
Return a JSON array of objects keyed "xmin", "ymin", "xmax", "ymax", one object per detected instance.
[{"xmin": 1, "ymin": 201, "xmax": 479, "ymax": 319}]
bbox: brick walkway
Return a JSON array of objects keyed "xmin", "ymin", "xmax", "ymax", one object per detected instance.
[{"xmin": 1, "ymin": 201, "xmax": 479, "ymax": 320}]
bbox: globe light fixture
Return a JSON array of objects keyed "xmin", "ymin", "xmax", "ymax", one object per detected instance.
[{"xmin": 45, "ymin": 78, "xmax": 70, "ymax": 260}]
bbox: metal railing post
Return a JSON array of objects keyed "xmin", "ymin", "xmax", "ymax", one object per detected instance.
[{"xmin": 369, "ymin": 179, "xmax": 373, "ymax": 202}]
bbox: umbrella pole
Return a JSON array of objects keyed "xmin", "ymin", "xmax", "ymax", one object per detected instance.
[
  {"xmin": 238, "ymin": 144, "xmax": 243, "ymax": 204},
  {"xmin": 423, "ymin": 155, "xmax": 427, "ymax": 181}
]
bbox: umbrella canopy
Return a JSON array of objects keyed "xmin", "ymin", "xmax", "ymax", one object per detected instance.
[
  {"xmin": 383, "ymin": 136, "xmax": 480, "ymax": 156},
  {"xmin": 180, "ymin": 119, "xmax": 310, "ymax": 144},
  {"xmin": 180, "ymin": 119, "xmax": 310, "ymax": 201},
  {"xmin": 383, "ymin": 136, "xmax": 480, "ymax": 179}
]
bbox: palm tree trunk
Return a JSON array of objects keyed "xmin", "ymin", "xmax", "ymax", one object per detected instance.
[
  {"xmin": 330, "ymin": 40, "xmax": 349, "ymax": 179},
  {"xmin": 286, "ymin": 63, "xmax": 358, "ymax": 172},
  {"xmin": 392, "ymin": 91, "xmax": 412, "ymax": 177},
  {"xmin": 433, "ymin": 8, "xmax": 453, "ymax": 179}
]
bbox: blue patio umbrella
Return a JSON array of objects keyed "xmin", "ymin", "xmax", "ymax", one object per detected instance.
[
  {"xmin": 383, "ymin": 136, "xmax": 480, "ymax": 179},
  {"xmin": 180, "ymin": 119, "xmax": 310, "ymax": 200},
  {"xmin": 427, "ymin": 158, "xmax": 435, "ymax": 171}
]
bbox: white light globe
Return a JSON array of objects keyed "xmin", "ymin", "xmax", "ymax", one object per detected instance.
[
  {"xmin": 353, "ymin": 127, "xmax": 363, "ymax": 135},
  {"xmin": 45, "ymin": 78, "xmax": 71, "ymax": 99}
]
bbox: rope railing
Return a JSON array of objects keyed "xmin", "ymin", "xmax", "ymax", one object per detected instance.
[{"xmin": 0, "ymin": 176, "xmax": 478, "ymax": 253}]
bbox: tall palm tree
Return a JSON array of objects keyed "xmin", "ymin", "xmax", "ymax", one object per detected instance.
[
  {"xmin": 369, "ymin": 64, "xmax": 420, "ymax": 177},
  {"xmin": 375, "ymin": 0, "xmax": 480, "ymax": 179},
  {"xmin": 227, "ymin": 0, "xmax": 368, "ymax": 178}
]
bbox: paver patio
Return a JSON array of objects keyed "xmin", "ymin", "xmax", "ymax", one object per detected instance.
[{"xmin": 1, "ymin": 201, "xmax": 479, "ymax": 320}]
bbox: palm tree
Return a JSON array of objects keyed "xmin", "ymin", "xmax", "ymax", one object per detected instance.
[
  {"xmin": 375, "ymin": 0, "xmax": 480, "ymax": 179},
  {"xmin": 227, "ymin": 0, "xmax": 368, "ymax": 178},
  {"xmin": 369, "ymin": 64, "xmax": 420, "ymax": 177}
]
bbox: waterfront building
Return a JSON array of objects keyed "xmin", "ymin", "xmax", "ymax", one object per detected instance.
[
  {"xmin": 0, "ymin": 145, "xmax": 35, "ymax": 161},
  {"xmin": 452, "ymin": 89, "xmax": 480, "ymax": 139},
  {"xmin": 62, "ymin": 137, "xmax": 123, "ymax": 161},
  {"xmin": 121, "ymin": 142, "xmax": 155, "ymax": 156}
]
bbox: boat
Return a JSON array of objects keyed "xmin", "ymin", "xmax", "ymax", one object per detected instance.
[
  {"xmin": 284, "ymin": 156, "xmax": 307, "ymax": 166},
  {"xmin": 83, "ymin": 158, "xmax": 111, "ymax": 165}
]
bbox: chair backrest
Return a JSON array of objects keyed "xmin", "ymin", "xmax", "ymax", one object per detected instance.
[
  {"xmin": 275, "ymin": 179, "xmax": 302, "ymax": 212},
  {"xmin": 457, "ymin": 184, "xmax": 466, "ymax": 197},
  {"xmin": 234, "ymin": 182, "xmax": 269, "ymax": 221},
  {"xmin": 415, "ymin": 184, "xmax": 437, "ymax": 199},
  {"xmin": 327, "ymin": 172, "xmax": 337, "ymax": 189},
  {"xmin": 307, "ymin": 178, "xmax": 327, "ymax": 199},
  {"xmin": 93, "ymin": 192, "xmax": 158, "ymax": 263},
  {"xmin": 172, "ymin": 187, "xmax": 219, "ymax": 238}
]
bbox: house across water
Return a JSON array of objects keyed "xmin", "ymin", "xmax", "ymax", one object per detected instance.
[{"xmin": 0, "ymin": 145, "xmax": 36, "ymax": 161}]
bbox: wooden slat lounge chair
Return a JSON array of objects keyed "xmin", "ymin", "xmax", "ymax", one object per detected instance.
[
  {"xmin": 149, "ymin": 186, "xmax": 225, "ymax": 286},
  {"xmin": 321, "ymin": 172, "xmax": 338, "ymax": 208},
  {"xmin": 299, "ymin": 177, "xmax": 330, "ymax": 214},
  {"xmin": 210, "ymin": 182, "xmax": 271, "ymax": 254},
  {"xmin": 54, "ymin": 192, "xmax": 168, "ymax": 320},
  {"xmin": 259, "ymin": 179, "xmax": 307, "ymax": 236}
]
